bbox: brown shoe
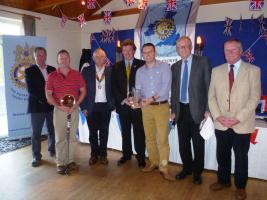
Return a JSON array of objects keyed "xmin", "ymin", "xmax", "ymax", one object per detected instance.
[
  {"xmin": 210, "ymin": 182, "xmax": 231, "ymax": 191},
  {"xmin": 100, "ymin": 156, "xmax": 109, "ymax": 165},
  {"xmin": 235, "ymin": 189, "xmax": 247, "ymax": 200},
  {"xmin": 57, "ymin": 165, "xmax": 66, "ymax": 175},
  {"xmin": 89, "ymin": 156, "xmax": 98, "ymax": 165},
  {"xmin": 159, "ymin": 168, "xmax": 175, "ymax": 181},
  {"xmin": 141, "ymin": 163, "xmax": 158, "ymax": 173},
  {"xmin": 67, "ymin": 162, "xmax": 79, "ymax": 171}
]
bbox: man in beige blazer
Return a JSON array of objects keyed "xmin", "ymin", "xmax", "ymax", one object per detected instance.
[{"xmin": 208, "ymin": 38, "xmax": 261, "ymax": 200}]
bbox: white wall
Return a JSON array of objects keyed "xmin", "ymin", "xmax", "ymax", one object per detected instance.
[
  {"xmin": 0, "ymin": 5, "xmax": 82, "ymax": 69},
  {"xmin": 81, "ymin": 0, "xmax": 267, "ymax": 49}
]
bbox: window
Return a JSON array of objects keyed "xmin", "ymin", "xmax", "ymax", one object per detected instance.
[{"xmin": 0, "ymin": 16, "xmax": 23, "ymax": 137}]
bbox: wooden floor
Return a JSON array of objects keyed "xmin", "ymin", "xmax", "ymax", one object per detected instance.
[{"xmin": 0, "ymin": 141, "xmax": 266, "ymax": 200}]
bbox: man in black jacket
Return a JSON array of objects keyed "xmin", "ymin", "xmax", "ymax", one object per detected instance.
[
  {"xmin": 25, "ymin": 47, "xmax": 56, "ymax": 167},
  {"xmin": 112, "ymin": 39, "xmax": 146, "ymax": 168}
]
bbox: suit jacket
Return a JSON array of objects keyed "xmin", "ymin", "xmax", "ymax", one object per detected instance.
[
  {"xmin": 25, "ymin": 64, "xmax": 55, "ymax": 113},
  {"xmin": 80, "ymin": 65, "xmax": 114, "ymax": 117},
  {"xmin": 208, "ymin": 61, "xmax": 261, "ymax": 133},
  {"xmin": 171, "ymin": 55, "xmax": 211, "ymax": 124},
  {"xmin": 111, "ymin": 58, "xmax": 145, "ymax": 110}
]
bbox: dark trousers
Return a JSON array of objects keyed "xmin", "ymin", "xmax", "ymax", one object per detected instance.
[
  {"xmin": 177, "ymin": 103, "xmax": 204, "ymax": 176},
  {"xmin": 215, "ymin": 129, "xmax": 250, "ymax": 189},
  {"xmin": 31, "ymin": 112, "xmax": 55, "ymax": 160},
  {"xmin": 87, "ymin": 103, "xmax": 111, "ymax": 157},
  {"xmin": 117, "ymin": 105, "xmax": 146, "ymax": 162}
]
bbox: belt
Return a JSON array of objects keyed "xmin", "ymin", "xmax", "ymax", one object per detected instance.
[
  {"xmin": 150, "ymin": 100, "xmax": 168, "ymax": 105},
  {"xmin": 179, "ymin": 102, "xmax": 189, "ymax": 106}
]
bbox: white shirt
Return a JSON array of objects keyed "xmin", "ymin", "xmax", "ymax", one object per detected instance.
[
  {"xmin": 95, "ymin": 66, "xmax": 107, "ymax": 103},
  {"xmin": 37, "ymin": 65, "xmax": 48, "ymax": 81}
]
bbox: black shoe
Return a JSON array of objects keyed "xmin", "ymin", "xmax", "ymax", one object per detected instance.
[
  {"xmin": 32, "ymin": 158, "xmax": 41, "ymax": 167},
  {"xmin": 117, "ymin": 156, "xmax": 131, "ymax": 166},
  {"xmin": 138, "ymin": 160, "xmax": 146, "ymax": 168},
  {"xmin": 193, "ymin": 175, "xmax": 202, "ymax": 185},
  {"xmin": 175, "ymin": 170, "xmax": 192, "ymax": 180}
]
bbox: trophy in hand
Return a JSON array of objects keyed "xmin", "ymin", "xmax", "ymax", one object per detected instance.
[
  {"xmin": 131, "ymin": 88, "xmax": 141, "ymax": 109},
  {"xmin": 60, "ymin": 94, "xmax": 75, "ymax": 108}
]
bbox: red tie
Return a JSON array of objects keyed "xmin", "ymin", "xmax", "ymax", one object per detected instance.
[{"xmin": 229, "ymin": 64, "xmax": 234, "ymax": 92}]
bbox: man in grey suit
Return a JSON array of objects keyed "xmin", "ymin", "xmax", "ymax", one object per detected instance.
[{"xmin": 171, "ymin": 36, "xmax": 211, "ymax": 184}]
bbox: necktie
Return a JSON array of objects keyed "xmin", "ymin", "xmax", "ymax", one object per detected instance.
[
  {"xmin": 229, "ymin": 64, "xmax": 234, "ymax": 92},
  {"xmin": 126, "ymin": 62, "xmax": 131, "ymax": 82},
  {"xmin": 180, "ymin": 60, "xmax": 188, "ymax": 102}
]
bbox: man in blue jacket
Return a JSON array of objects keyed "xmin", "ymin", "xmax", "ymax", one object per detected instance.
[{"xmin": 80, "ymin": 48, "xmax": 114, "ymax": 165}]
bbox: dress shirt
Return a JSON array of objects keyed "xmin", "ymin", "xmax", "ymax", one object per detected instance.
[
  {"xmin": 95, "ymin": 66, "xmax": 107, "ymax": 103},
  {"xmin": 227, "ymin": 59, "xmax": 241, "ymax": 79},
  {"xmin": 179, "ymin": 54, "xmax": 192, "ymax": 103},
  {"xmin": 135, "ymin": 60, "xmax": 171, "ymax": 101},
  {"xmin": 37, "ymin": 65, "xmax": 48, "ymax": 81}
]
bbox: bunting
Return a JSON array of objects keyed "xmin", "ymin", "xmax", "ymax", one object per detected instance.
[
  {"xmin": 123, "ymin": 0, "xmax": 135, "ymax": 7},
  {"xmin": 249, "ymin": 0, "xmax": 264, "ymax": 11},
  {"xmin": 223, "ymin": 17, "xmax": 233, "ymax": 36},
  {"xmin": 103, "ymin": 10, "xmax": 112, "ymax": 25},
  {"xmin": 87, "ymin": 0, "xmax": 96, "ymax": 9},
  {"xmin": 138, "ymin": 0, "xmax": 148, "ymax": 9},
  {"xmin": 166, "ymin": 0, "xmax": 177, "ymax": 11},
  {"xmin": 77, "ymin": 13, "xmax": 86, "ymax": 28},
  {"xmin": 61, "ymin": 14, "xmax": 68, "ymax": 28}
]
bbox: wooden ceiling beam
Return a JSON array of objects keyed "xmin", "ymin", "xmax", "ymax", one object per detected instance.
[
  {"xmin": 86, "ymin": 8, "xmax": 140, "ymax": 21},
  {"xmin": 31, "ymin": 0, "xmax": 78, "ymax": 11},
  {"xmin": 200, "ymin": 0, "xmax": 246, "ymax": 5}
]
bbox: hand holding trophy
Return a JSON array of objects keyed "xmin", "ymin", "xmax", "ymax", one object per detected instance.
[{"xmin": 130, "ymin": 88, "xmax": 141, "ymax": 109}]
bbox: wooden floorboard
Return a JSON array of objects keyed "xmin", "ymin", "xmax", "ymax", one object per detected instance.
[{"xmin": 0, "ymin": 141, "xmax": 266, "ymax": 200}]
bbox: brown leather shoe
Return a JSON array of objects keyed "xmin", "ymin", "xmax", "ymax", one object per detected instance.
[
  {"xmin": 67, "ymin": 162, "xmax": 79, "ymax": 171},
  {"xmin": 141, "ymin": 163, "xmax": 158, "ymax": 173},
  {"xmin": 100, "ymin": 156, "xmax": 109, "ymax": 165},
  {"xmin": 57, "ymin": 165, "xmax": 66, "ymax": 175},
  {"xmin": 235, "ymin": 189, "xmax": 247, "ymax": 200},
  {"xmin": 210, "ymin": 182, "xmax": 231, "ymax": 191},
  {"xmin": 159, "ymin": 169, "xmax": 175, "ymax": 181},
  {"xmin": 89, "ymin": 156, "xmax": 98, "ymax": 165}
]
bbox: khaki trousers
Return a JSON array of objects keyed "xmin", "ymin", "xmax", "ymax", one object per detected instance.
[
  {"xmin": 53, "ymin": 108, "xmax": 79, "ymax": 166},
  {"xmin": 141, "ymin": 103, "xmax": 170, "ymax": 170}
]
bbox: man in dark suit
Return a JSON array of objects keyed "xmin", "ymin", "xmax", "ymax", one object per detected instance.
[
  {"xmin": 171, "ymin": 36, "xmax": 211, "ymax": 184},
  {"xmin": 25, "ymin": 47, "xmax": 56, "ymax": 167},
  {"xmin": 111, "ymin": 39, "xmax": 146, "ymax": 168},
  {"xmin": 80, "ymin": 48, "xmax": 114, "ymax": 165}
]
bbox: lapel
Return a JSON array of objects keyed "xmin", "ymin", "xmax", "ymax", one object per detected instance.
[
  {"xmin": 175, "ymin": 60, "xmax": 182, "ymax": 97},
  {"xmin": 35, "ymin": 65, "xmax": 45, "ymax": 83},
  {"xmin": 92, "ymin": 66, "xmax": 96, "ymax": 97},
  {"xmin": 121, "ymin": 60, "xmax": 127, "ymax": 84},
  {"xmin": 189, "ymin": 55, "xmax": 197, "ymax": 90},
  {"xmin": 220, "ymin": 64, "xmax": 230, "ymax": 95},
  {"xmin": 104, "ymin": 67, "xmax": 109, "ymax": 94},
  {"xmin": 231, "ymin": 61, "xmax": 247, "ymax": 93}
]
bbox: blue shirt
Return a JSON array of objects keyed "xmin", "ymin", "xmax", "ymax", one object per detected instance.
[
  {"xmin": 135, "ymin": 60, "xmax": 171, "ymax": 101},
  {"xmin": 228, "ymin": 59, "xmax": 241, "ymax": 79},
  {"xmin": 179, "ymin": 54, "xmax": 193, "ymax": 103}
]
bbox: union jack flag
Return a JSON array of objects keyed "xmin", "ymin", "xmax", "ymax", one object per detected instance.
[
  {"xmin": 249, "ymin": 0, "xmax": 264, "ymax": 11},
  {"xmin": 77, "ymin": 13, "xmax": 86, "ymax": 28},
  {"xmin": 123, "ymin": 0, "xmax": 135, "ymax": 7},
  {"xmin": 104, "ymin": 57, "xmax": 112, "ymax": 67},
  {"xmin": 101, "ymin": 29, "xmax": 115, "ymax": 43},
  {"xmin": 60, "ymin": 14, "xmax": 68, "ymax": 28},
  {"xmin": 90, "ymin": 33, "xmax": 96, "ymax": 44},
  {"xmin": 103, "ymin": 10, "xmax": 112, "ymax": 25},
  {"xmin": 258, "ymin": 14, "xmax": 266, "ymax": 35},
  {"xmin": 166, "ymin": 0, "xmax": 177, "ymax": 11},
  {"xmin": 87, "ymin": 0, "xmax": 96, "ymax": 9},
  {"xmin": 223, "ymin": 17, "xmax": 233, "ymax": 36},
  {"xmin": 138, "ymin": 0, "xmax": 148, "ymax": 9},
  {"xmin": 243, "ymin": 49, "xmax": 255, "ymax": 63}
]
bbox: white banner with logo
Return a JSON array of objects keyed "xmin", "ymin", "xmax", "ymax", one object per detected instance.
[{"xmin": 2, "ymin": 35, "xmax": 46, "ymax": 138}]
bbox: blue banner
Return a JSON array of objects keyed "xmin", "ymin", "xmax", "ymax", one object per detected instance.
[
  {"xmin": 2, "ymin": 35, "xmax": 46, "ymax": 138},
  {"xmin": 135, "ymin": 0, "xmax": 200, "ymax": 64}
]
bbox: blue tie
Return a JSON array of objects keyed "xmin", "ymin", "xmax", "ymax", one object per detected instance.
[{"xmin": 180, "ymin": 60, "xmax": 188, "ymax": 102}]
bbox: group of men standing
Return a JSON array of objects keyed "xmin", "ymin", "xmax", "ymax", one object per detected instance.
[{"xmin": 25, "ymin": 36, "xmax": 261, "ymax": 200}]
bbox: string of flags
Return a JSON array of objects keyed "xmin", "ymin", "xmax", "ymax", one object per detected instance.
[{"xmin": 57, "ymin": 0, "xmax": 190, "ymax": 29}]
